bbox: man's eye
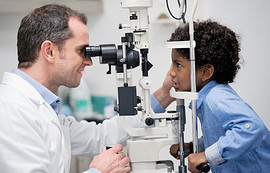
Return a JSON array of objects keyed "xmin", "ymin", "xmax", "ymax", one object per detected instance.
[
  {"xmin": 80, "ymin": 48, "xmax": 84, "ymax": 54},
  {"xmin": 78, "ymin": 48, "xmax": 84, "ymax": 54}
]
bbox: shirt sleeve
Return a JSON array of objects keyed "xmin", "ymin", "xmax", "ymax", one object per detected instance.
[
  {"xmin": 61, "ymin": 115, "xmax": 129, "ymax": 157},
  {"xmin": 82, "ymin": 168, "xmax": 101, "ymax": 173},
  {"xmin": 205, "ymin": 142, "xmax": 225, "ymax": 165},
  {"xmin": 205, "ymin": 95, "xmax": 265, "ymax": 166},
  {"xmin": 151, "ymin": 94, "xmax": 166, "ymax": 113}
]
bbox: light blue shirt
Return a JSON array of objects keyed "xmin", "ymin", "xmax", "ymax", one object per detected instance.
[
  {"xmin": 12, "ymin": 69, "xmax": 61, "ymax": 115},
  {"xmin": 151, "ymin": 94, "xmax": 166, "ymax": 113},
  {"xmin": 197, "ymin": 81, "xmax": 270, "ymax": 173},
  {"xmin": 152, "ymin": 81, "xmax": 270, "ymax": 172},
  {"xmin": 84, "ymin": 168, "xmax": 101, "ymax": 173}
]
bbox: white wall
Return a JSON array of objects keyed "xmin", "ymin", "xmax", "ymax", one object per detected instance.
[
  {"xmin": 0, "ymin": 14, "xmax": 21, "ymax": 78},
  {"xmin": 198, "ymin": 0, "xmax": 270, "ymax": 129},
  {"xmin": 0, "ymin": 0, "xmax": 269, "ymax": 129}
]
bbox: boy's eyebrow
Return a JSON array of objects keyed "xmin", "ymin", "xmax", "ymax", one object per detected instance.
[{"xmin": 173, "ymin": 57, "xmax": 184, "ymax": 62}]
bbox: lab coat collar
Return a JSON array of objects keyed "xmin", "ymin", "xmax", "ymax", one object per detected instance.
[
  {"xmin": 1, "ymin": 72, "xmax": 45, "ymax": 105},
  {"xmin": 2, "ymin": 72, "xmax": 63, "ymax": 131},
  {"xmin": 11, "ymin": 69, "xmax": 61, "ymax": 114}
]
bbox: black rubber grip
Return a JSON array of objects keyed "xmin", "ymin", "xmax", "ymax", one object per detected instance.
[{"xmin": 196, "ymin": 163, "xmax": 210, "ymax": 172}]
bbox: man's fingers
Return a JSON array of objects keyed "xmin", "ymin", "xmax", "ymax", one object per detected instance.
[
  {"xmin": 102, "ymin": 146, "xmax": 106, "ymax": 152},
  {"xmin": 123, "ymin": 166, "xmax": 131, "ymax": 173},
  {"xmin": 120, "ymin": 156, "xmax": 130, "ymax": 167},
  {"xmin": 110, "ymin": 144, "xmax": 123, "ymax": 153},
  {"xmin": 117, "ymin": 152, "xmax": 126, "ymax": 160}
]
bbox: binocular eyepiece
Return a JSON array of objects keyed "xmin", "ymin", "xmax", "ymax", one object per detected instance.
[{"xmin": 84, "ymin": 44, "xmax": 140, "ymax": 73}]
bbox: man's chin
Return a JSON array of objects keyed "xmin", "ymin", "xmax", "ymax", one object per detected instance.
[{"xmin": 65, "ymin": 82, "xmax": 80, "ymax": 88}]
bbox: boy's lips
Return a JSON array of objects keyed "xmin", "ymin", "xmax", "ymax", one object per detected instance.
[
  {"xmin": 174, "ymin": 87, "xmax": 180, "ymax": 92},
  {"xmin": 172, "ymin": 80, "xmax": 178, "ymax": 87},
  {"xmin": 172, "ymin": 81, "xmax": 180, "ymax": 91}
]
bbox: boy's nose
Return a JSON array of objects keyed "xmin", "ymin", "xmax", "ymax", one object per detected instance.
[{"xmin": 169, "ymin": 65, "xmax": 176, "ymax": 77}]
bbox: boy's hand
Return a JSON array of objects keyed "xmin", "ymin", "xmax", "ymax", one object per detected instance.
[
  {"xmin": 188, "ymin": 152, "xmax": 208, "ymax": 173},
  {"xmin": 170, "ymin": 142, "xmax": 193, "ymax": 159},
  {"xmin": 154, "ymin": 66, "xmax": 177, "ymax": 109}
]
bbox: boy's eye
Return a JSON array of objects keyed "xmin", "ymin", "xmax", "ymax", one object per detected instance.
[{"xmin": 176, "ymin": 63, "xmax": 182, "ymax": 68}]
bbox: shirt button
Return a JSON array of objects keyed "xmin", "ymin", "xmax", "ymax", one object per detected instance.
[
  {"xmin": 198, "ymin": 113, "xmax": 201, "ymax": 117},
  {"xmin": 245, "ymin": 124, "xmax": 250, "ymax": 129}
]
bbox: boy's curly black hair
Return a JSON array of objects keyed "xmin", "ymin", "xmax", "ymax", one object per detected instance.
[{"xmin": 169, "ymin": 20, "xmax": 241, "ymax": 84}]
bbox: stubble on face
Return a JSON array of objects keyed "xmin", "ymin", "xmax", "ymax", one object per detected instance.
[
  {"xmin": 55, "ymin": 50, "xmax": 82, "ymax": 88},
  {"xmin": 52, "ymin": 17, "xmax": 89, "ymax": 89}
]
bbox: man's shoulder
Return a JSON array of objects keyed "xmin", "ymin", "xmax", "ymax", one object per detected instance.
[{"xmin": 1, "ymin": 72, "xmax": 45, "ymax": 104}]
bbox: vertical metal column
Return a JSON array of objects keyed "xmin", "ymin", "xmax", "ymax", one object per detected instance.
[
  {"xmin": 189, "ymin": 0, "xmax": 199, "ymax": 155},
  {"xmin": 177, "ymin": 99, "xmax": 187, "ymax": 173},
  {"xmin": 189, "ymin": 0, "xmax": 210, "ymax": 172}
]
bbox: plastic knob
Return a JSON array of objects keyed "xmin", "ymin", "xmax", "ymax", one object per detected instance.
[{"xmin": 145, "ymin": 117, "xmax": 154, "ymax": 126}]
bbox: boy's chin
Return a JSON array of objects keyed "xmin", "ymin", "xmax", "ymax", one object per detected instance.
[{"xmin": 174, "ymin": 88, "xmax": 191, "ymax": 92}]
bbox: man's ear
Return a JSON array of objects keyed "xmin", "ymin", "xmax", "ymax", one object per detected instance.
[
  {"xmin": 40, "ymin": 40, "xmax": 55, "ymax": 64},
  {"xmin": 201, "ymin": 64, "xmax": 214, "ymax": 81}
]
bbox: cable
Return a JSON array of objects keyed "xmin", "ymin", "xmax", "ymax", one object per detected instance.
[{"xmin": 166, "ymin": 0, "xmax": 187, "ymax": 23}]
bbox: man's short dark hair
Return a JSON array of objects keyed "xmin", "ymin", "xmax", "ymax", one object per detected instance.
[{"xmin": 17, "ymin": 4, "xmax": 88, "ymax": 68}]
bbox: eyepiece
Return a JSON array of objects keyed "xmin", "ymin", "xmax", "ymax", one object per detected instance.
[
  {"xmin": 84, "ymin": 45, "xmax": 102, "ymax": 58},
  {"xmin": 84, "ymin": 44, "xmax": 140, "ymax": 73}
]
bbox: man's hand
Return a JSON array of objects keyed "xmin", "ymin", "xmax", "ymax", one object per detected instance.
[
  {"xmin": 170, "ymin": 142, "xmax": 193, "ymax": 159},
  {"xmin": 187, "ymin": 152, "xmax": 208, "ymax": 173},
  {"xmin": 89, "ymin": 144, "xmax": 131, "ymax": 173}
]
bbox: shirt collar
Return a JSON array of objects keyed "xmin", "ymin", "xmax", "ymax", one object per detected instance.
[
  {"xmin": 12, "ymin": 68, "xmax": 61, "ymax": 114},
  {"xmin": 196, "ymin": 80, "xmax": 218, "ymax": 109}
]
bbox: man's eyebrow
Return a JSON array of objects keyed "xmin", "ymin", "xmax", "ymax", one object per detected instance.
[{"xmin": 76, "ymin": 44, "xmax": 88, "ymax": 49}]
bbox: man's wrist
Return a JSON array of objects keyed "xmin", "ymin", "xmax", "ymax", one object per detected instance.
[{"xmin": 82, "ymin": 168, "xmax": 102, "ymax": 173}]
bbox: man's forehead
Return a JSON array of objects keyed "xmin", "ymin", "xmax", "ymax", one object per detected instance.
[{"xmin": 67, "ymin": 17, "xmax": 89, "ymax": 43}]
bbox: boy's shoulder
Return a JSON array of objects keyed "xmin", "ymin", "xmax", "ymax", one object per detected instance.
[{"xmin": 204, "ymin": 82, "xmax": 239, "ymax": 103}]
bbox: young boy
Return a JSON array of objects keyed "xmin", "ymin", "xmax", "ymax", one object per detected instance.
[{"xmin": 167, "ymin": 20, "xmax": 270, "ymax": 173}]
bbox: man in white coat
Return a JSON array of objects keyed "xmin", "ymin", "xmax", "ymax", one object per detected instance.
[{"xmin": 0, "ymin": 4, "xmax": 175, "ymax": 173}]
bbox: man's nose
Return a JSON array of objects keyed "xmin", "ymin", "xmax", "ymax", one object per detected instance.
[{"xmin": 83, "ymin": 57, "xmax": 93, "ymax": 66}]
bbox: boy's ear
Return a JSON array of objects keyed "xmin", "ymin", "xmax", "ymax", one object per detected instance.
[
  {"xmin": 201, "ymin": 64, "xmax": 214, "ymax": 81},
  {"xmin": 40, "ymin": 40, "xmax": 55, "ymax": 63}
]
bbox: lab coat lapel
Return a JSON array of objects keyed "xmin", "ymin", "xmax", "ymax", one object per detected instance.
[
  {"xmin": 1, "ymin": 72, "xmax": 68, "ymax": 172},
  {"xmin": 2, "ymin": 72, "xmax": 65, "ymax": 137}
]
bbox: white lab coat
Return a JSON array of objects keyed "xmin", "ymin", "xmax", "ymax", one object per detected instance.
[{"xmin": 0, "ymin": 72, "xmax": 139, "ymax": 173}]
